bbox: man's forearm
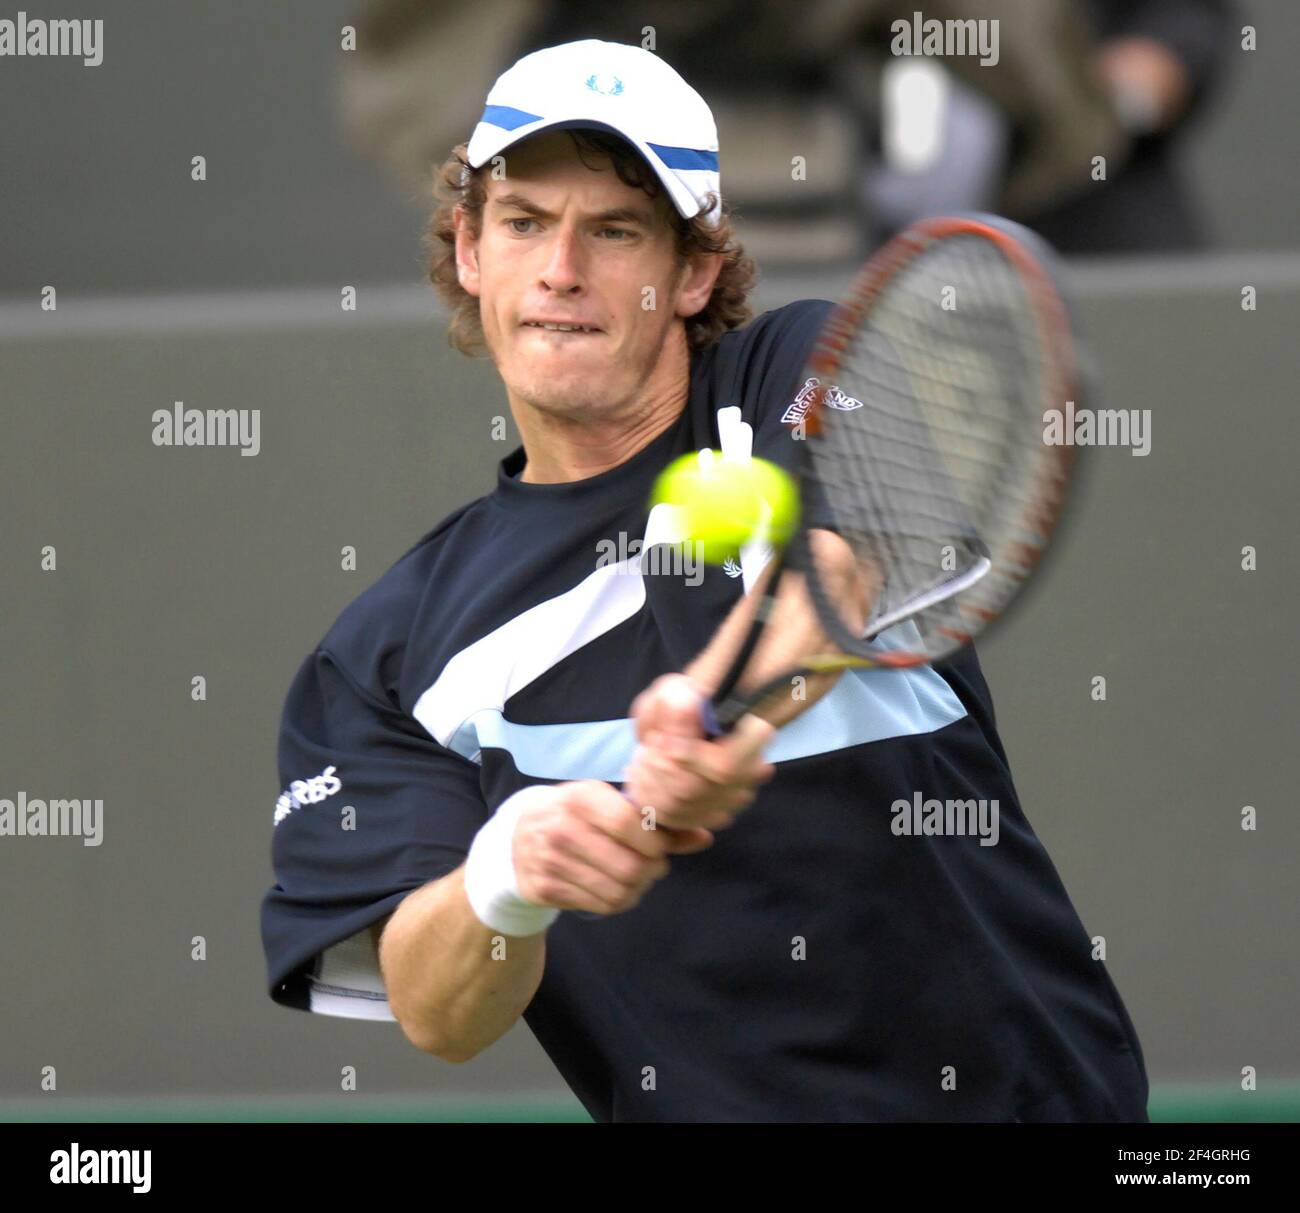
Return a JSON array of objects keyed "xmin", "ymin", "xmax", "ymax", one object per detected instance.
[
  {"xmin": 685, "ymin": 530, "xmax": 877, "ymax": 730},
  {"xmin": 377, "ymin": 865, "xmax": 545, "ymax": 1062}
]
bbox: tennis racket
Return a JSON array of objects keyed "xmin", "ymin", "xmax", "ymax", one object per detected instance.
[{"xmin": 698, "ymin": 213, "xmax": 1081, "ymax": 737}]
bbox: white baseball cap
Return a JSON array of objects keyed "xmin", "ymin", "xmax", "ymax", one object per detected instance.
[{"xmin": 465, "ymin": 39, "xmax": 722, "ymax": 225}]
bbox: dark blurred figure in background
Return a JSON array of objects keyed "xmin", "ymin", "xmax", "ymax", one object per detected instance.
[
  {"xmin": 340, "ymin": 0, "xmax": 1236, "ymax": 261},
  {"xmin": 859, "ymin": 0, "xmax": 1238, "ymax": 252},
  {"xmin": 1025, "ymin": 0, "xmax": 1237, "ymax": 252}
]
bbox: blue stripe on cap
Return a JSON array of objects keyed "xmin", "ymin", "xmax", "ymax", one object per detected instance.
[
  {"xmin": 480, "ymin": 104, "xmax": 544, "ymax": 131},
  {"xmin": 646, "ymin": 142, "xmax": 719, "ymax": 171}
]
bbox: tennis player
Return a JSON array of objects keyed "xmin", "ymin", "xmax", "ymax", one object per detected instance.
[{"xmin": 260, "ymin": 39, "xmax": 1149, "ymax": 1123}]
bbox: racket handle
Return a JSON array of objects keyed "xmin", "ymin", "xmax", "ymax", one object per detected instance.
[
  {"xmin": 698, "ymin": 556, "xmax": 791, "ymax": 739},
  {"xmin": 698, "ymin": 696, "xmax": 725, "ymax": 739}
]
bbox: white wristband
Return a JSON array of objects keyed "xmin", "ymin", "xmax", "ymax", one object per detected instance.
[{"xmin": 463, "ymin": 785, "xmax": 561, "ymax": 936}]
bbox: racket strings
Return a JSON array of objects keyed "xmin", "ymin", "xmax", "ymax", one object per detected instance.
[{"xmin": 807, "ymin": 234, "xmax": 1051, "ymax": 653}]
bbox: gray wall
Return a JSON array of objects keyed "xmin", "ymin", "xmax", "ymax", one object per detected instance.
[{"xmin": 1, "ymin": 258, "xmax": 1296, "ymax": 1105}]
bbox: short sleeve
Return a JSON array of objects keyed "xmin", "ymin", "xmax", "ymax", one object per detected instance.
[{"xmin": 260, "ymin": 647, "xmax": 489, "ymax": 1018}]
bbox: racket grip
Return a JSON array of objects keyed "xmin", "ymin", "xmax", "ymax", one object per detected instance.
[{"xmin": 698, "ymin": 696, "xmax": 725, "ymax": 739}]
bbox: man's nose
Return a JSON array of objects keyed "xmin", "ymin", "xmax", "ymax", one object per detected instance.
[{"xmin": 540, "ymin": 226, "xmax": 584, "ymax": 294}]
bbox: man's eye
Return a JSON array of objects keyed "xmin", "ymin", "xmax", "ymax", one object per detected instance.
[
  {"xmin": 506, "ymin": 218, "xmax": 536, "ymax": 234},
  {"xmin": 598, "ymin": 227, "xmax": 633, "ymax": 240}
]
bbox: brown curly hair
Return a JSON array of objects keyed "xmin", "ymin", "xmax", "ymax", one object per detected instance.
[{"xmin": 424, "ymin": 128, "xmax": 756, "ymax": 358}]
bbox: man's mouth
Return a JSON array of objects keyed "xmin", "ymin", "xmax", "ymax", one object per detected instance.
[{"xmin": 521, "ymin": 321, "xmax": 603, "ymax": 334}]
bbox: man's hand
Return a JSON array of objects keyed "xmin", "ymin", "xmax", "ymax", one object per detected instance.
[
  {"xmin": 512, "ymin": 780, "xmax": 713, "ymax": 917},
  {"xmin": 619, "ymin": 531, "xmax": 869, "ymax": 834},
  {"xmin": 1096, "ymin": 36, "xmax": 1192, "ymax": 135},
  {"xmin": 623, "ymin": 673, "xmax": 776, "ymax": 832}
]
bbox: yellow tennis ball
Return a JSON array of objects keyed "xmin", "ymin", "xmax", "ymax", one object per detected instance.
[
  {"xmin": 650, "ymin": 451, "xmax": 800, "ymax": 564},
  {"xmin": 748, "ymin": 457, "xmax": 801, "ymax": 545}
]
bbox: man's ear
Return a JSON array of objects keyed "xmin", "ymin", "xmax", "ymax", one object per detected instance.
[
  {"xmin": 454, "ymin": 206, "xmax": 482, "ymax": 298},
  {"xmin": 674, "ymin": 251, "xmax": 723, "ymax": 320}
]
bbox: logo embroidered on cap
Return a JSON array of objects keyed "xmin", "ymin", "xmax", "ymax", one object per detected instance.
[{"xmin": 585, "ymin": 73, "xmax": 624, "ymax": 96}]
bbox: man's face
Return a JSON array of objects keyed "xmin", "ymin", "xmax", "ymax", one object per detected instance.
[{"xmin": 455, "ymin": 130, "xmax": 716, "ymax": 421}]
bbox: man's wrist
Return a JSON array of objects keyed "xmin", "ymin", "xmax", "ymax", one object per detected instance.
[
  {"xmin": 677, "ymin": 668, "xmax": 714, "ymax": 701},
  {"xmin": 463, "ymin": 786, "xmax": 560, "ymax": 937}
]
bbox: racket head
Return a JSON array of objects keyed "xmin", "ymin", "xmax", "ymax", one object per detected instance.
[{"xmin": 793, "ymin": 214, "xmax": 1082, "ymax": 669}]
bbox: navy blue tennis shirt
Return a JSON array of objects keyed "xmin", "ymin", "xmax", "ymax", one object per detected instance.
[{"xmin": 260, "ymin": 298, "xmax": 1149, "ymax": 1122}]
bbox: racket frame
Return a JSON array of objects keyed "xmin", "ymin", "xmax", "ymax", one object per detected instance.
[{"xmin": 701, "ymin": 215, "xmax": 1082, "ymax": 736}]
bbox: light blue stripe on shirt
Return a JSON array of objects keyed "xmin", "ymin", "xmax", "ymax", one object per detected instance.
[{"xmin": 447, "ymin": 659, "xmax": 966, "ymax": 782}]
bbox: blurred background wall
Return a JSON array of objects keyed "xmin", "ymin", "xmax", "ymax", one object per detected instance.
[
  {"xmin": 1, "ymin": 0, "xmax": 1296, "ymax": 1120},
  {"xmin": 2, "ymin": 0, "xmax": 1298, "ymax": 297}
]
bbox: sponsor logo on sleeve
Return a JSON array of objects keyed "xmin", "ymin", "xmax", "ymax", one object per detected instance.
[
  {"xmin": 780, "ymin": 376, "xmax": 863, "ymax": 425},
  {"xmin": 273, "ymin": 765, "xmax": 343, "ymax": 825}
]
